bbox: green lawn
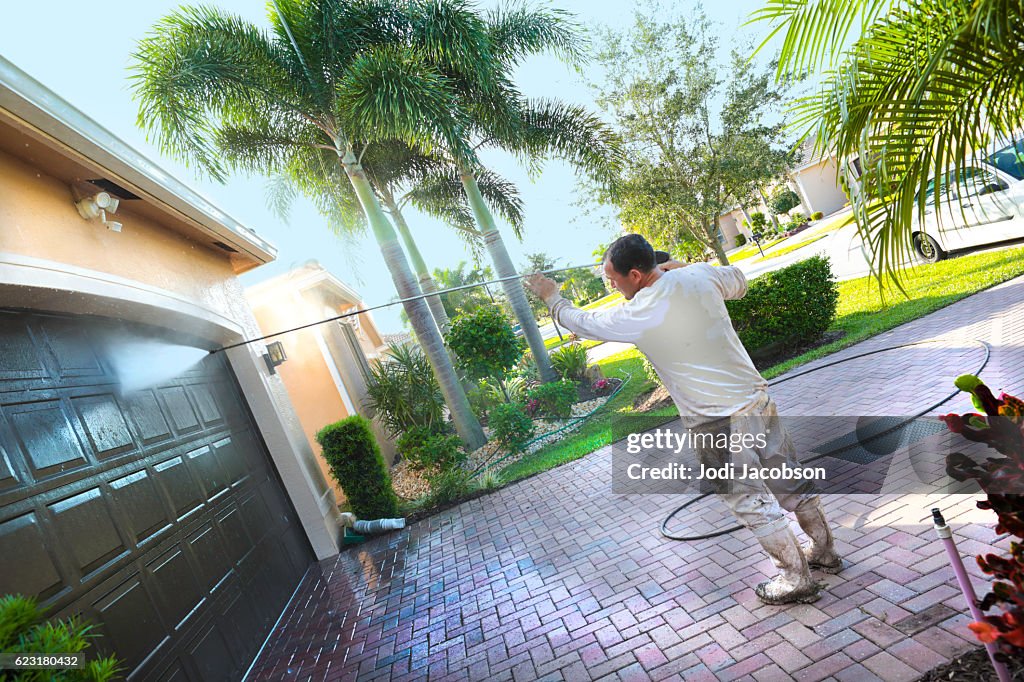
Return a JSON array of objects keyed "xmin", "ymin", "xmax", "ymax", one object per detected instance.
[
  {"xmin": 500, "ymin": 245, "xmax": 1024, "ymax": 482},
  {"xmin": 762, "ymin": 244, "xmax": 1024, "ymax": 378}
]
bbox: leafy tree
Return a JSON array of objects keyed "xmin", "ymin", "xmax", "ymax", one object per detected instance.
[
  {"xmin": 768, "ymin": 186, "xmax": 801, "ymax": 216},
  {"xmin": 562, "ymin": 268, "xmax": 606, "ymax": 306},
  {"xmin": 749, "ymin": 0, "xmax": 1024, "ymax": 280},
  {"xmin": 589, "ymin": 6, "xmax": 794, "ymax": 265},
  {"xmin": 446, "ymin": 306, "xmax": 524, "ymax": 400},
  {"xmin": 131, "ymin": 0, "xmax": 488, "ymax": 448},
  {"xmin": 522, "ymin": 252, "xmax": 565, "ymax": 315}
]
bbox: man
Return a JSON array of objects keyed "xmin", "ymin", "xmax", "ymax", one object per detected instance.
[{"xmin": 525, "ymin": 234, "xmax": 843, "ymax": 605}]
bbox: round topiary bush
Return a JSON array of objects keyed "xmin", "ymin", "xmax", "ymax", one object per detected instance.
[
  {"xmin": 811, "ymin": 211, "xmax": 824, "ymax": 220},
  {"xmin": 316, "ymin": 415, "xmax": 399, "ymax": 519}
]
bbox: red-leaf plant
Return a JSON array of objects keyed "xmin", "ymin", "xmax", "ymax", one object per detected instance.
[{"xmin": 942, "ymin": 374, "xmax": 1024, "ymax": 654}]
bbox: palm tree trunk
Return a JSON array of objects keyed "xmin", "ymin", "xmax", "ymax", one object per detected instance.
[
  {"xmin": 380, "ymin": 192, "xmax": 451, "ymax": 334},
  {"xmin": 459, "ymin": 168, "xmax": 558, "ymax": 383},
  {"xmin": 341, "ymin": 150, "xmax": 485, "ymax": 449}
]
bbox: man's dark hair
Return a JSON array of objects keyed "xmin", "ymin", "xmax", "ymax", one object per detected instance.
[{"xmin": 604, "ymin": 234, "xmax": 656, "ymax": 275}]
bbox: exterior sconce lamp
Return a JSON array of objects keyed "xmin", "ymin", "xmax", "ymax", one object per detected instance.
[{"xmin": 263, "ymin": 341, "xmax": 288, "ymax": 374}]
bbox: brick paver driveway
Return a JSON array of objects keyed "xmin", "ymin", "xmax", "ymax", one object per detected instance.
[{"xmin": 248, "ymin": 275, "xmax": 1024, "ymax": 681}]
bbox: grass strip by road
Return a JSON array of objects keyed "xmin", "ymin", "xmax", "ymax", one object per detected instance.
[
  {"xmin": 501, "ymin": 245, "xmax": 1024, "ymax": 482},
  {"xmin": 758, "ymin": 233, "xmax": 829, "ymax": 260}
]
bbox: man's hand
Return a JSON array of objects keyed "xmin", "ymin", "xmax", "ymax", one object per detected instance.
[
  {"xmin": 658, "ymin": 259, "xmax": 689, "ymax": 272},
  {"xmin": 525, "ymin": 274, "xmax": 559, "ymax": 303}
]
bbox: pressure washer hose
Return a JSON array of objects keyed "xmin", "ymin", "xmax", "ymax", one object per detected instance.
[{"xmin": 660, "ymin": 338, "xmax": 991, "ymax": 541}]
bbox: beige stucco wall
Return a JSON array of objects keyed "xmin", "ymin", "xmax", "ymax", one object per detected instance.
[
  {"xmin": 793, "ymin": 157, "xmax": 849, "ymax": 217},
  {"xmin": 249, "ymin": 290, "xmax": 353, "ymax": 505},
  {"xmin": 0, "ymin": 145, "xmax": 343, "ymax": 559}
]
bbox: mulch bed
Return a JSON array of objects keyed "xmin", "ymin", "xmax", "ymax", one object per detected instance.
[{"xmin": 918, "ymin": 647, "xmax": 1024, "ymax": 681}]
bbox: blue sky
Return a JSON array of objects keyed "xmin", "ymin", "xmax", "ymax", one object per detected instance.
[{"xmin": 1, "ymin": 0, "xmax": 770, "ymax": 333}]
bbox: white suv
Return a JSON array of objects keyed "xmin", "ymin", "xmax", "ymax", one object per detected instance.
[{"xmin": 913, "ymin": 138, "xmax": 1024, "ymax": 262}]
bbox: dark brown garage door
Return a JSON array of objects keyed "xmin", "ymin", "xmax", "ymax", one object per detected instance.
[{"xmin": 0, "ymin": 309, "xmax": 314, "ymax": 680}]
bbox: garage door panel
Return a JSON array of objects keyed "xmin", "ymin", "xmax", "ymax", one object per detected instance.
[
  {"xmin": 186, "ymin": 445, "xmax": 228, "ymax": 501},
  {"xmin": 0, "ymin": 315, "xmax": 47, "ymax": 383},
  {"xmin": 38, "ymin": 318, "xmax": 106, "ymax": 380},
  {"xmin": 159, "ymin": 387, "xmax": 202, "ymax": 435},
  {"xmin": 93, "ymin": 574, "xmax": 169, "ymax": 673},
  {"xmin": 0, "ymin": 512, "xmax": 64, "ymax": 599},
  {"xmin": 109, "ymin": 470, "xmax": 172, "ymax": 547},
  {"xmin": 124, "ymin": 391, "xmax": 174, "ymax": 446},
  {"xmin": 147, "ymin": 545, "xmax": 206, "ymax": 632},
  {"xmin": 73, "ymin": 394, "xmax": 136, "ymax": 458},
  {"xmin": 8, "ymin": 400, "xmax": 89, "ymax": 478},
  {"xmin": 154, "ymin": 456, "xmax": 205, "ymax": 522},
  {"xmin": 187, "ymin": 522, "xmax": 232, "ymax": 593},
  {"xmin": 188, "ymin": 624, "xmax": 236, "ymax": 682},
  {"xmin": 49, "ymin": 488, "xmax": 129, "ymax": 579},
  {"xmin": 0, "ymin": 310, "xmax": 314, "ymax": 681}
]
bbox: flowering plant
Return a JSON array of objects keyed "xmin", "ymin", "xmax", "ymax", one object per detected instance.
[
  {"xmin": 525, "ymin": 399, "xmax": 540, "ymax": 417},
  {"xmin": 942, "ymin": 375, "xmax": 1024, "ymax": 655},
  {"xmin": 593, "ymin": 378, "xmax": 611, "ymax": 393}
]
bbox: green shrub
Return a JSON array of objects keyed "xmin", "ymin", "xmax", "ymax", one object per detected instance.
[
  {"xmin": 479, "ymin": 376, "xmax": 531, "ymax": 405},
  {"xmin": 478, "ymin": 468, "xmax": 501, "ymax": 490},
  {"xmin": 749, "ymin": 211, "xmax": 768, "ymax": 230},
  {"xmin": 489, "ymin": 403, "xmax": 535, "ymax": 452},
  {"xmin": 790, "ymin": 211, "xmax": 806, "ymax": 224},
  {"xmin": 396, "ymin": 426, "xmax": 465, "ymax": 473},
  {"xmin": 551, "ymin": 343, "xmax": 589, "ymax": 382},
  {"xmin": 726, "ymin": 255, "xmax": 839, "ymax": 354},
  {"xmin": 810, "ymin": 211, "xmax": 824, "ymax": 220},
  {"xmin": 769, "ymin": 186, "xmax": 801, "ymax": 215},
  {"xmin": 446, "ymin": 306, "xmax": 524, "ymax": 382},
  {"xmin": 734, "ymin": 233, "xmax": 747, "ymax": 247},
  {"xmin": 426, "ymin": 467, "xmax": 475, "ymax": 507},
  {"xmin": 365, "ymin": 345, "xmax": 444, "ymax": 437},
  {"xmin": 0, "ymin": 594, "xmax": 120, "ymax": 681},
  {"xmin": 527, "ymin": 380, "xmax": 578, "ymax": 419},
  {"xmin": 316, "ymin": 416, "xmax": 398, "ymax": 519},
  {"xmin": 466, "ymin": 383, "xmax": 497, "ymax": 419}
]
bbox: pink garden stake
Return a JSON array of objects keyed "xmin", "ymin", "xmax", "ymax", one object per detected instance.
[{"xmin": 932, "ymin": 507, "xmax": 1012, "ymax": 682}]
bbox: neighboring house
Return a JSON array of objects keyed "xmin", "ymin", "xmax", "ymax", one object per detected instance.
[
  {"xmin": 245, "ymin": 263, "xmax": 396, "ymax": 505},
  {"xmin": 0, "ymin": 57, "xmax": 344, "ymax": 681},
  {"xmin": 787, "ymin": 136, "xmax": 854, "ymax": 218}
]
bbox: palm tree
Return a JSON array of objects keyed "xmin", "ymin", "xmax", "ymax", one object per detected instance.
[
  {"xmin": 131, "ymin": 0, "xmax": 488, "ymax": 449},
  {"xmin": 440, "ymin": 7, "xmax": 623, "ymax": 383},
  {"xmin": 749, "ymin": 0, "xmax": 1024, "ymax": 281}
]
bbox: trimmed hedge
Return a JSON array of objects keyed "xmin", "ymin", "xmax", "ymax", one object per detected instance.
[
  {"xmin": 727, "ymin": 255, "xmax": 839, "ymax": 355},
  {"xmin": 316, "ymin": 416, "xmax": 398, "ymax": 519},
  {"xmin": 811, "ymin": 211, "xmax": 824, "ymax": 220}
]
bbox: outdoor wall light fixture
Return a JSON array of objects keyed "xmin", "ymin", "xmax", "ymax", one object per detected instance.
[
  {"xmin": 74, "ymin": 190, "xmax": 123, "ymax": 232},
  {"xmin": 263, "ymin": 341, "xmax": 288, "ymax": 374}
]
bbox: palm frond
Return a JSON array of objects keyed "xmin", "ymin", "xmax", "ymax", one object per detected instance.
[
  {"xmin": 747, "ymin": 0, "xmax": 893, "ymax": 80},
  {"xmin": 473, "ymin": 167, "xmax": 526, "ymax": 237},
  {"xmin": 798, "ymin": 0, "xmax": 1024, "ymax": 280},
  {"xmin": 336, "ymin": 42, "xmax": 474, "ymax": 161},
  {"xmin": 485, "ymin": 3, "xmax": 585, "ymax": 67},
  {"xmin": 130, "ymin": 5, "xmax": 312, "ymax": 181}
]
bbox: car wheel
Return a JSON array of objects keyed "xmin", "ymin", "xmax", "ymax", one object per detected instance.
[{"xmin": 913, "ymin": 233, "xmax": 945, "ymax": 263}]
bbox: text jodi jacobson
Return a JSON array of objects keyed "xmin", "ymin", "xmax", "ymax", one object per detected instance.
[{"xmin": 623, "ymin": 428, "xmax": 827, "ymax": 481}]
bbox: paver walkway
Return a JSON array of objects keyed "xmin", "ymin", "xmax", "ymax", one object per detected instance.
[{"xmin": 248, "ymin": 275, "xmax": 1024, "ymax": 681}]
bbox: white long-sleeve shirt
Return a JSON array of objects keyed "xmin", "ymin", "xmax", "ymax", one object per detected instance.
[{"xmin": 547, "ymin": 264, "xmax": 767, "ymax": 421}]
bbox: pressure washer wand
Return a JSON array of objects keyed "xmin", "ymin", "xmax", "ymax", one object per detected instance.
[
  {"xmin": 212, "ymin": 262, "xmax": 602, "ymax": 354},
  {"xmin": 931, "ymin": 507, "xmax": 1012, "ymax": 682}
]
